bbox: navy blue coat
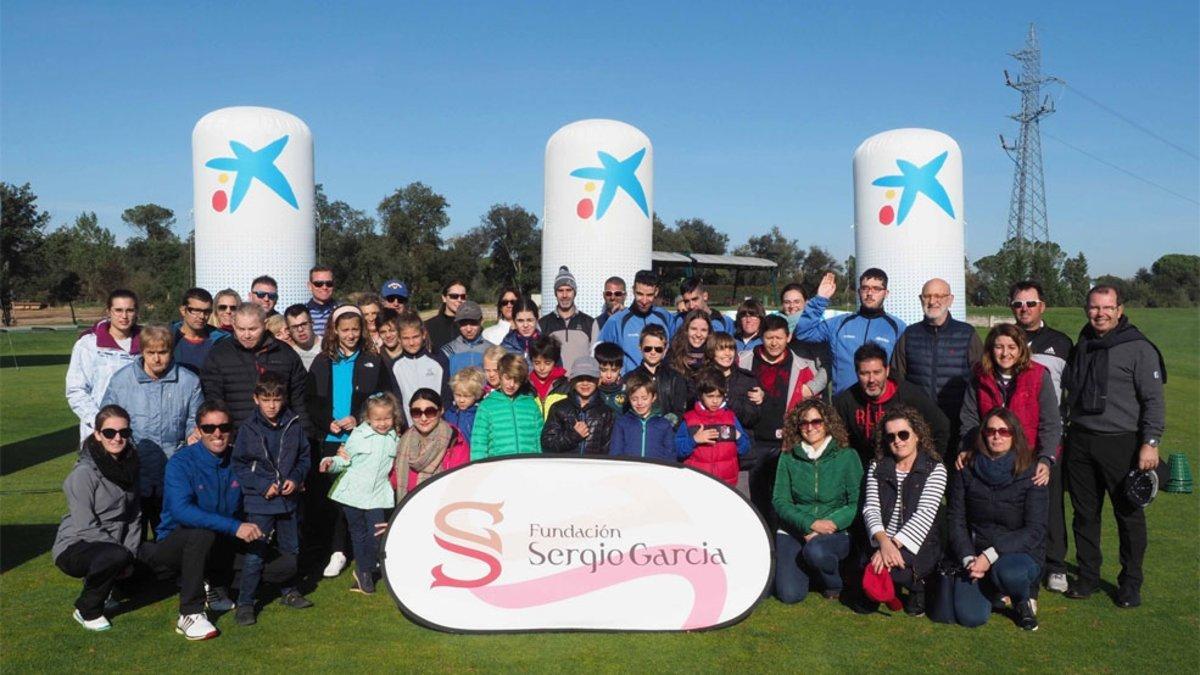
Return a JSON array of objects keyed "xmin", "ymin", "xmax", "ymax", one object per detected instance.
[
  {"xmin": 609, "ymin": 411, "xmax": 676, "ymax": 461},
  {"xmin": 948, "ymin": 458, "xmax": 1047, "ymax": 564},
  {"xmin": 232, "ymin": 410, "xmax": 311, "ymax": 515},
  {"xmin": 157, "ymin": 441, "xmax": 243, "ymax": 540}
]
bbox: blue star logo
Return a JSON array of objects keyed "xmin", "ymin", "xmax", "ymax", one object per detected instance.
[
  {"xmin": 570, "ymin": 148, "xmax": 649, "ymax": 219},
  {"xmin": 871, "ymin": 151, "xmax": 955, "ymax": 225},
  {"xmin": 205, "ymin": 135, "xmax": 299, "ymax": 213}
]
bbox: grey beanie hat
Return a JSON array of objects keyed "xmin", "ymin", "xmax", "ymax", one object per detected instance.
[
  {"xmin": 569, "ymin": 355, "xmax": 600, "ymax": 380},
  {"xmin": 554, "ymin": 266, "xmax": 577, "ymax": 292}
]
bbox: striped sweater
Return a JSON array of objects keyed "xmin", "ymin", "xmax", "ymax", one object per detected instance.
[{"xmin": 862, "ymin": 460, "xmax": 947, "ymax": 553}]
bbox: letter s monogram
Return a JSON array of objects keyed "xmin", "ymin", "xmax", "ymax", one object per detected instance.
[{"xmin": 430, "ymin": 501, "xmax": 504, "ymax": 589}]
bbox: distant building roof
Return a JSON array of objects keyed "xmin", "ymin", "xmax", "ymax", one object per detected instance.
[{"xmin": 651, "ymin": 251, "xmax": 777, "ymax": 270}]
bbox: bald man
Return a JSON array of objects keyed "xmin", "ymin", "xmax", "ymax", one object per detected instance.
[{"xmin": 889, "ymin": 278, "xmax": 982, "ymax": 456}]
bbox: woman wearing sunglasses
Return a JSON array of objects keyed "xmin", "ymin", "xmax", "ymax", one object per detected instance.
[
  {"xmin": 305, "ymin": 306, "xmax": 398, "ymax": 579},
  {"xmin": 958, "ymin": 323, "xmax": 1063, "ymax": 589},
  {"xmin": 208, "ymin": 289, "xmax": 241, "ymax": 332},
  {"xmin": 483, "ymin": 286, "xmax": 521, "ymax": 346},
  {"xmin": 947, "ymin": 407, "xmax": 1047, "ymax": 631},
  {"xmin": 426, "ymin": 279, "xmax": 470, "ymax": 352},
  {"xmin": 53, "ymin": 405, "xmax": 141, "ymax": 632},
  {"xmin": 393, "ymin": 389, "xmax": 470, "ymax": 503},
  {"xmin": 862, "ymin": 407, "xmax": 947, "ymax": 616},
  {"xmin": 772, "ymin": 399, "xmax": 862, "ymax": 603}
]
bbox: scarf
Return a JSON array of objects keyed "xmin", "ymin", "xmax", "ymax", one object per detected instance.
[
  {"xmin": 799, "ymin": 435, "xmax": 832, "ymax": 461},
  {"xmin": 87, "ymin": 438, "xmax": 139, "ymax": 492},
  {"xmin": 530, "ymin": 365, "xmax": 567, "ymax": 401},
  {"xmin": 685, "ymin": 344, "xmax": 707, "ymax": 370},
  {"xmin": 393, "ymin": 420, "xmax": 455, "ymax": 503},
  {"xmin": 1065, "ymin": 316, "xmax": 1166, "ymax": 414},
  {"xmin": 973, "ymin": 449, "xmax": 1016, "ymax": 487}
]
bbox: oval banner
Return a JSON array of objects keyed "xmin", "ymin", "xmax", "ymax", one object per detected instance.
[{"xmin": 381, "ymin": 456, "xmax": 773, "ymax": 632}]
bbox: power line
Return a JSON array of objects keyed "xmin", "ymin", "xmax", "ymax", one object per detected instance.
[
  {"xmin": 1043, "ymin": 131, "xmax": 1200, "ymax": 206},
  {"xmin": 1060, "ymin": 82, "xmax": 1199, "ymax": 160}
]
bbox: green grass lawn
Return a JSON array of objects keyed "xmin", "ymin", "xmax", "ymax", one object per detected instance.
[{"xmin": 2, "ymin": 309, "xmax": 1197, "ymax": 673}]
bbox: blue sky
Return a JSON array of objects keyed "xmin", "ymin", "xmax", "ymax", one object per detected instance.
[{"xmin": 2, "ymin": 1, "xmax": 1197, "ymax": 277}]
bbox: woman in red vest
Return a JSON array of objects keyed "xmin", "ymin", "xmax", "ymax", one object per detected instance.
[{"xmin": 958, "ymin": 323, "xmax": 1061, "ymax": 484}]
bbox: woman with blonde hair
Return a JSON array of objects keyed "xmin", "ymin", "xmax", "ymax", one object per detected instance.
[{"xmin": 209, "ymin": 289, "xmax": 240, "ymax": 332}]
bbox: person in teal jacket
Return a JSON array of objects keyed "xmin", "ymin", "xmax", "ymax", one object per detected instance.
[
  {"xmin": 319, "ymin": 393, "xmax": 401, "ymax": 595},
  {"xmin": 471, "ymin": 353, "xmax": 543, "ymax": 460},
  {"xmin": 772, "ymin": 399, "xmax": 864, "ymax": 603}
]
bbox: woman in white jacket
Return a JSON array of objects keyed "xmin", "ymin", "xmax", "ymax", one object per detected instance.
[
  {"xmin": 65, "ymin": 290, "xmax": 141, "ymax": 439},
  {"xmin": 481, "ymin": 287, "xmax": 520, "ymax": 345}
]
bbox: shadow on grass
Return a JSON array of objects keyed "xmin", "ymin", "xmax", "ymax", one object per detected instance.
[
  {"xmin": 1, "ymin": 427, "xmax": 78, "ymax": 476},
  {"xmin": 0, "ymin": 354, "xmax": 72, "ymax": 369},
  {"xmin": 0, "ymin": 523, "xmax": 58, "ymax": 573}
]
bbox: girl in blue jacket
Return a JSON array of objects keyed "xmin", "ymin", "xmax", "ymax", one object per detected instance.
[{"xmin": 609, "ymin": 372, "xmax": 675, "ymax": 461}]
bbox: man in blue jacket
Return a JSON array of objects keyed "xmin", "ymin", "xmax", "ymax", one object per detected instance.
[
  {"xmin": 598, "ymin": 270, "xmax": 675, "ymax": 374},
  {"xmin": 793, "ymin": 268, "xmax": 906, "ymax": 394},
  {"xmin": 137, "ymin": 402, "xmax": 264, "ymax": 641},
  {"xmin": 671, "ymin": 277, "xmax": 735, "ymax": 335}
]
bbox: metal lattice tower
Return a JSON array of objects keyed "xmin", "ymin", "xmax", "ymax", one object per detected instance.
[{"xmin": 1000, "ymin": 24, "xmax": 1059, "ymax": 270}]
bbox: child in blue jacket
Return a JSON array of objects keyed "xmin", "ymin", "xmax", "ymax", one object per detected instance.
[
  {"xmin": 445, "ymin": 367, "xmax": 483, "ymax": 444},
  {"xmin": 609, "ymin": 372, "xmax": 675, "ymax": 461},
  {"xmin": 231, "ymin": 373, "xmax": 312, "ymax": 624}
]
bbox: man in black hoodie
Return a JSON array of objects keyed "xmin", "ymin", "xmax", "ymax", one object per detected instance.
[
  {"xmin": 833, "ymin": 344, "xmax": 949, "ymax": 465},
  {"xmin": 1062, "ymin": 285, "xmax": 1166, "ymax": 608}
]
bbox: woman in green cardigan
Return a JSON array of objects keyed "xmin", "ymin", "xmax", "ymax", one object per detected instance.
[
  {"xmin": 470, "ymin": 353, "xmax": 544, "ymax": 460},
  {"xmin": 772, "ymin": 399, "xmax": 863, "ymax": 603}
]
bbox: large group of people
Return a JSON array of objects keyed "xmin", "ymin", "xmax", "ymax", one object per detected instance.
[{"xmin": 53, "ymin": 262, "xmax": 1167, "ymax": 638}]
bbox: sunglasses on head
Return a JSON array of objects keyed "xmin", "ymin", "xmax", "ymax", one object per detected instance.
[
  {"xmin": 409, "ymin": 406, "xmax": 440, "ymax": 420},
  {"xmin": 311, "ymin": 280, "xmax": 334, "ymax": 288},
  {"xmin": 642, "ymin": 345, "xmax": 665, "ymax": 354},
  {"xmin": 884, "ymin": 430, "xmax": 912, "ymax": 443},
  {"xmin": 99, "ymin": 427, "xmax": 132, "ymax": 440},
  {"xmin": 199, "ymin": 423, "xmax": 234, "ymax": 434},
  {"xmin": 984, "ymin": 427, "xmax": 1013, "ymax": 438},
  {"xmin": 604, "ymin": 291, "xmax": 626, "ymax": 298},
  {"xmin": 253, "ymin": 291, "xmax": 279, "ymax": 300},
  {"xmin": 445, "ymin": 293, "xmax": 467, "ymax": 301},
  {"xmin": 1010, "ymin": 300, "xmax": 1041, "ymax": 309},
  {"xmin": 217, "ymin": 304, "xmax": 237, "ymax": 312}
]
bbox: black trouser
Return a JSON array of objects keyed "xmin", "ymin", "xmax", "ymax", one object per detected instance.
[
  {"xmin": 140, "ymin": 494, "xmax": 162, "ymax": 540},
  {"xmin": 744, "ymin": 441, "xmax": 781, "ymax": 532},
  {"xmin": 1045, "ymin": 458, "xmax": 1068, "ymax": 575},
  {"xmin": 55, "ymin": 541, "xmax": 134, "ymax": 620},
  {"xmin": 302, "ymin": 441, "xmax": 349, "ymax": 563},
  {"xmin": 138, "ymin": 527, "xmax": 235, "ymax": 615},
  {"xmin": 1066, "ymin": 429, "xmax": 1146, "ymax": 591}
]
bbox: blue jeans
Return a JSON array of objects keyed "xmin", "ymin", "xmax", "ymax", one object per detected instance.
[
  {"xmin": 774, "ymin": 530, "xmax": 851, "ymax": 603},
  {"xmin": 238, "ymin": 512, "xmax": 300, "ymax": 605},
  {"xmin": 343, "ymin": 506, "xmax": 387, "ymax": 579},
  {"xmin": 953, "ymin": 553, "xmax": 1041, "ymax": 627}
]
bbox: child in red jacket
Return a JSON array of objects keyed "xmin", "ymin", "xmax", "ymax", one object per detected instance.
[{"xmin": 675, "ymin": 371, "xmax": 751, "ymax": 486}]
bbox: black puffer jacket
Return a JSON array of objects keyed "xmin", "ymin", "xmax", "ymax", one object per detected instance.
[
  {"xmin": 201, "ymin": 335, "xmax": 311, "ymax": 435},
  {"xmin": 948, "ymin": 458, "xmax": 1047, "ymax": 564},
  {"xmin": 541, "ymin": 393, "xmax": 615, "ymax": 455},
  {"xmin": 717, "ymin": 366, "xmax": 761, "ymax": 430},
  {"xmin": 306, "ymin": 350, "xmax": 399, "ymax": 443}
]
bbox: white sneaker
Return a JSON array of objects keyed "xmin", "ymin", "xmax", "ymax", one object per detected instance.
[
  {"xmin": 176, "ymin": 613, "xmax": 219, "ymax": 641},
  {"xmin": 204, "ymin": 582, "xmax": 236, "ymax": 612},
  {"xmin": 1046, "ymin": 573, "xmax": 1068, "ymax": 593},
  {"xmin": 323, "ymin": 552, "xmax": 347, "ymax": 578},
  {"xmin": 73, "ymin": 609, "xmax": 111, "ymax": 632}
]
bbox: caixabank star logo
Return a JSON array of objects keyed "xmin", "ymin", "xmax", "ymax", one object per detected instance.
[
  {"xmin": 871, "ymin": 150, "xmax": 955, "ymax": 226},
  {"xmin": 204, "ymin": 135, "xmax": 299, "ymax": 214},
  {"xmin": 569, "ymin": 148, "xmax": 649, "ymax": 221}
]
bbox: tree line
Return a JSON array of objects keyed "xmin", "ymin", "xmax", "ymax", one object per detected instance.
[{"xmin": 2, "ymin": 180, "xmax": 1196, "ymax": 326}]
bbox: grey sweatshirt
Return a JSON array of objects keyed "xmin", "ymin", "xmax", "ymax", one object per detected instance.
[
  {"xmin": 52, "ymin": 452, "xmax": 142, "ymax": 560},
  {"xmin": 1066, "ymin": 339, "xmax": 1166, "ymax": 443}
]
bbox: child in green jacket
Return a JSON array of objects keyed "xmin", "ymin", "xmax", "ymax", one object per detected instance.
[
  {"xmin": 471, "ymin": 354, "xmax": 543, "ymax": 461},
  {"xmin": 319, "ymin": 392, "xmax": 400, "ymax": 595}
]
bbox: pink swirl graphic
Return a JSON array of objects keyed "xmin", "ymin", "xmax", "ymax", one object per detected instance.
[{"xmin": 469, "ymin": 545, "xmax": 727, "ymax": 629}]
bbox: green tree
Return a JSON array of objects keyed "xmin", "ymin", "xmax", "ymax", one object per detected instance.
[
  {"xmin": 652, "ymin": 213, "xmax": 690, "ymax": 252},
  {"xmin": 674, "ymin": 218, "xmax": 728, "ymax": 255},
  {"xmin": 120, "ymin": 204, "xmax": 187, "ymax": 317},
  {"xmin": 734, "ymin": 226, "xmax": 804, "ymax": 282},
  {"xmin": 121, "ymin": 204, "xmax": 176, "ymax": 242},
  {"xmin": 1060, "ymin": 252, "xmax": 1091, "ymax": 305},
  {"xmin": 1149, "ymin": 254, "xmax": 1200, "ymax": 306},
  {"xmin": 316, "ymin": 184, "xmax": 385, "ymax": 297},
  {"xmin": 40, "ymin": 212, "xmax": 122, "ymax": 302},
  {"xmin": 477, "ymin": 204, "xmax": 541, "ymax": 294},
  {"xmin": 49, "ymin": 272, "xmax": 82, "ymax": 324},
  {"xmin": 0, "ymin": 182, "xmax": 50, "ymax": 325},
  {"xmin": 376, "ymin": 182, "xmax": 452, "ymax": 308},
  {"xmin": 799, "ymin": 245, "xmax": 843, "ymax": 292}
]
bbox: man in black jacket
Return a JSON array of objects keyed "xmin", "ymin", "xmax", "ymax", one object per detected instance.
[
  {"xmin": 200, "ymin": 303, "xmax": 311, "ymax": 437},
  {"xmin": 834, "ymin": 344, "xmax": 950, "ymax": 464}
]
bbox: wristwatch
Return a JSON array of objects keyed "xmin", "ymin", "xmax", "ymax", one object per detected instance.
[{"xmin": 1146, "ymin": 438, "xmax": 1160, "ymax": 448}]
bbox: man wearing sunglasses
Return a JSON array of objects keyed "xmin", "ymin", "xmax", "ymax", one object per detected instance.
[
  {"xmin": 249, "ymin": 275, "xmax": 280, "ymax": 318},
  {"xmin": 832, "ymin": 343, "xmax": 949, "ymax": 466},
  {"xmin": 596, "ymin": 276, "xmax": 627, "ymax": 331},
  {"xmin": 379, "ymin": 279, "xmax": 410, "ymax": 314},
  {"xmin": 305, "ymin": 266, "xmax": 337, "ymax": 339},
  {"xmin": 1008, "ymin": 279, "xmax": 1073, "ymax": 593},
  {"xmin": 172, "ymin": 288, "xmax": 229, "ymax": 374},
  {"xmin": 598, "ymin": 270, "xmax": 675, "ymax": 374},
  {"xmin": 140, "ymin": 403, "xmax": 267, "ymax": 640}
]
